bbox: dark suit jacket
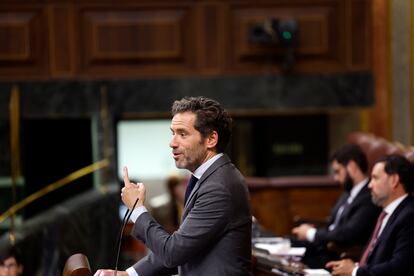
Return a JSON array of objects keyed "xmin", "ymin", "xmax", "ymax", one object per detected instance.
[
  {"xmin": 357, "ymin": 195, "xmax": 414, "ymax": 276},
  {"xmin": 314, "ymin": 182, "xmax": 381, "ymax": 247},
  {"xmin": 131, "ymin": 154, "xmax": 252, "ymax": 276}
]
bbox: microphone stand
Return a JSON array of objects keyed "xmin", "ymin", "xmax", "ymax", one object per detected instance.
[{"xmin": 114, "ymin": 197, "xmax": 139, "ymax": 276}]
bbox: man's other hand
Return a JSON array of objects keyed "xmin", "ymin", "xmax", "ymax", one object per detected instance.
[{"xmin": 326, "ymin": 259, "xmax": 355, "ymax": 276}]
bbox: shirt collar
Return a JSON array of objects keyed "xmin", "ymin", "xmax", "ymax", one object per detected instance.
[
  {"xmin": 384, "ymin": 194, "xmax": 408, "ymax": 216},
  {"xmin": 192, "ymin": 153, "xmax": 223, "ymax": 179},
  {"xmin": 349, "ymin": 178, "xmax": 369, "ymax": 202}
]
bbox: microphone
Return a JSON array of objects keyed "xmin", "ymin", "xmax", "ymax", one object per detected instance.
[{"xmin": 114, "ymin": 197, "xmax": 139, "ymax": 276}]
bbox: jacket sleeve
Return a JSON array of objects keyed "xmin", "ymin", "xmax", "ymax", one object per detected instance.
[
  {"xmin": 314, "ymin": 199, "xmax": 380, "ymax": 245},
  {"xmin": 131, "ymin": 180, "xmax": 231, "ymax": 268},
  {"xmin": 132, "ymin": 251, "xmax": 177, "ymax": 276}
]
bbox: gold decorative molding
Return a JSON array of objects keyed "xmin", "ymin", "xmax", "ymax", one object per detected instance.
[{"xmin": 9, "ymin": 85, "xmax": 21, "ymax": 241}]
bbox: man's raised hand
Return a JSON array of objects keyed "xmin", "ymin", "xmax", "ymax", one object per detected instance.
[{"xmin": 121, "ymin": 166, "xmax": 146, "ymax": 209}]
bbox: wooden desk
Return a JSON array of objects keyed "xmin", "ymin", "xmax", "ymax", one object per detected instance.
[{"xmin": 248, "ymin": 176, "xmax": 341, "ymax": 236}]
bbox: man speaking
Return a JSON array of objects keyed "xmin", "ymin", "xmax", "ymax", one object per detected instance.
[{"xmin": 95, "ymin": 96, "xmax": 252, "ymax": 276}]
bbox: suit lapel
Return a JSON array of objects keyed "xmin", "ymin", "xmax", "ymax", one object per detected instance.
[
  {"xmin": 339, "ymin": 182, "xmax": 369, "ymax": 223},
  {"xmin": 379, "ymin": 196, "xmax": 410, "ymax": 237},
  {"xmin": 328, "ymin": 192, "xmax": 349, "ymax": 226},
  {"xmin": 182, "ymin": 154, "xmax": 231, "ymax": 216},
  {"xmin": 368, "ymin": 196, "xmax": 412, "ymax": 262}
]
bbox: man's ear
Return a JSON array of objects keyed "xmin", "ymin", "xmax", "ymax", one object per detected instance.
[
  {"xmin": 206, "ymin": 131, "xmax": 218, "ymax": 149},
  {"xmin": 389, "ymin": 173, "xmax": 400, "ymax": 189},
  {"xmin": 346, "ymin": 160, "xmax": 358, "ymax": 175}
]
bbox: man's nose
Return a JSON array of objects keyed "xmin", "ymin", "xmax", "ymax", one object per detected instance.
[{"xmin": 169, "ymin": 136, "xmax": 177, "ymax": 148}]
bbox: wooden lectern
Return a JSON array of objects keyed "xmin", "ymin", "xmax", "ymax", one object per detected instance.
[{"xmin": 63, "ymin": 253, "xmax": 92, "ymax": 276}]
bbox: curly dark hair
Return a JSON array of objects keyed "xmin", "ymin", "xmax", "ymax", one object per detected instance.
[
  {"xmin": 172, "ymin": 96, "xmax": 232, "ymax": 153},
  {"xmin": 330, "ymin": 144, "xmax": 368, "ymax": 174},
  {"xmin": 0, "ymin": 246, "xmax": 22, "ymax": 265}
]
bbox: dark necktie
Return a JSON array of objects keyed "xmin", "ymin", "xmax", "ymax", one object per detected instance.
[
  {"xmin": 359, "ymin": 210, "xmax": 388, "ymax": 266},
  {"xmin": 329, "ymin": 194, "xmax": 350, "ymax": 231},
  {"xmin": 184, "ymin": 175, "xmax": 198, "ymax": 206}
]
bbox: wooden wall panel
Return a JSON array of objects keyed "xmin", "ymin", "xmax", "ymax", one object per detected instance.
[
  {"xmin": 0, "ymin": 15, "xmax": 30, "ymax": 61},
  {"xmin": 79, "ymin": 6, "xmax": 195, "ymax": 76},
  {"xmin": 347, "ymin": 0, "xmax": 371, "ymax": 69},
  {"xmin": 232, "ymin": 7, "xmax": 333, "ymax": 57},
  {"xmin": 195, "ymin": 3, "xmax": 224, "ymax": 74},
  {"xmin": 48, "ymin": 3, "xmax": 75, "ymax": 77},
  {"xmin": 366, "ymin": 0, "xmax": 390, "ymax": 138},
  {"xmin": 229, "ymin": 1, "xmax": 346, "ymax": 72},
  {"xmin": 250, "ymin": 186, "xmax": 341, "ymax": 236},
  {"xmin": 0, "ymin": 7, "xmax": 48, "ymax": 77},
  {"xmin": 0, "ymin": 0, "xmax": 372, "ymax": 79}
]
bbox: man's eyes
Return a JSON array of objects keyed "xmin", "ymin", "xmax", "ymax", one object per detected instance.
[{"xmin": 171, "ymin": 131, "xmax": 188, "ymax": 137}]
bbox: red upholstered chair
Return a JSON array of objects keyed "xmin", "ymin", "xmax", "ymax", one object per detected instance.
[{"xmin": 347, "ymin": 132, "xmax": 414, "ymax": 170}]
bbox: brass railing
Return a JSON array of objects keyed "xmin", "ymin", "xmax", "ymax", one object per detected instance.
[
  {"xmin": 0, "ymin": 159, "xmax": 109, "ymax": 225},
  {"xmin": 2, "ymin": 85, "xmax": 112, "ymax": 243}
]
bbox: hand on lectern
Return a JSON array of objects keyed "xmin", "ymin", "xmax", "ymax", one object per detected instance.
[
  {"xmin": 94, "ymin": 269, "xmax": 128, "ymax": 276},
  {"xmin": 121, "ymin": 166, "xmax": 146, "ymax": 209}
]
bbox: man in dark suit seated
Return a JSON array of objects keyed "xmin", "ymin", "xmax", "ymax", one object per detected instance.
[
  {"xmin": 326, "ymin": 154, "xmax": 414, "ymax": 276},
  {"xmin": 292, "ymin": 144, "xmax": 381, "ymax": 268}
]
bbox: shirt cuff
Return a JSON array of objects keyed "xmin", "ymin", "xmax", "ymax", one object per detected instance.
[
  {"xmin": 126, "ymin": 266, "xmax": 139, "ymax": 276},
  {"xmin": 306, "ymin": 227, "xmax": 317, "ymax": 242},
  {"xmin": 352, "ymin": 263, "xmax": 359, "ymax": 276},
  {"xmin": 129, "ymin": 206, "xmax": 148, "ymax": 223}
]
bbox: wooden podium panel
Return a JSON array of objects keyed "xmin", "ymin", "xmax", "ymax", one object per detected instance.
[{"xmin": 63, "ymin": 253, "xmax": 92, "ymax": 276}]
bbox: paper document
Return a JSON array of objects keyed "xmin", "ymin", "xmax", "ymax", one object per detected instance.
[
  {"xmin": 254, "ymin": 243, "xmax": 306, "ymax": 256},
  {"xmin": 303, "ymin": 268, "xmax": 331, "ymax": 275},
  {"xmin": 252, "ymin": 237, "xmax": 287, "ymax": 243}
]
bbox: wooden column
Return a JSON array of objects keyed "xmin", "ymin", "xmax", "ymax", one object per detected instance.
[{"xmin": 365, "ymin": 0, "xmax": 391, "ymax": 138}]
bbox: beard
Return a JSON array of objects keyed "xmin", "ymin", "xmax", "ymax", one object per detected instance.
[
  {"xmin": 371, "ymin": 194, "xmax": 382, "ymax": 206},
  {"xmin": 342, "ymin": 173, "xmax": 354, "ymax": 192},
  {"xmin": 371, "ymin": 193, "xmax": 387, "ymax": 207},
  {"xmin": 174, "ymin": 140, "xmax": 206, "ymax": 172}
]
